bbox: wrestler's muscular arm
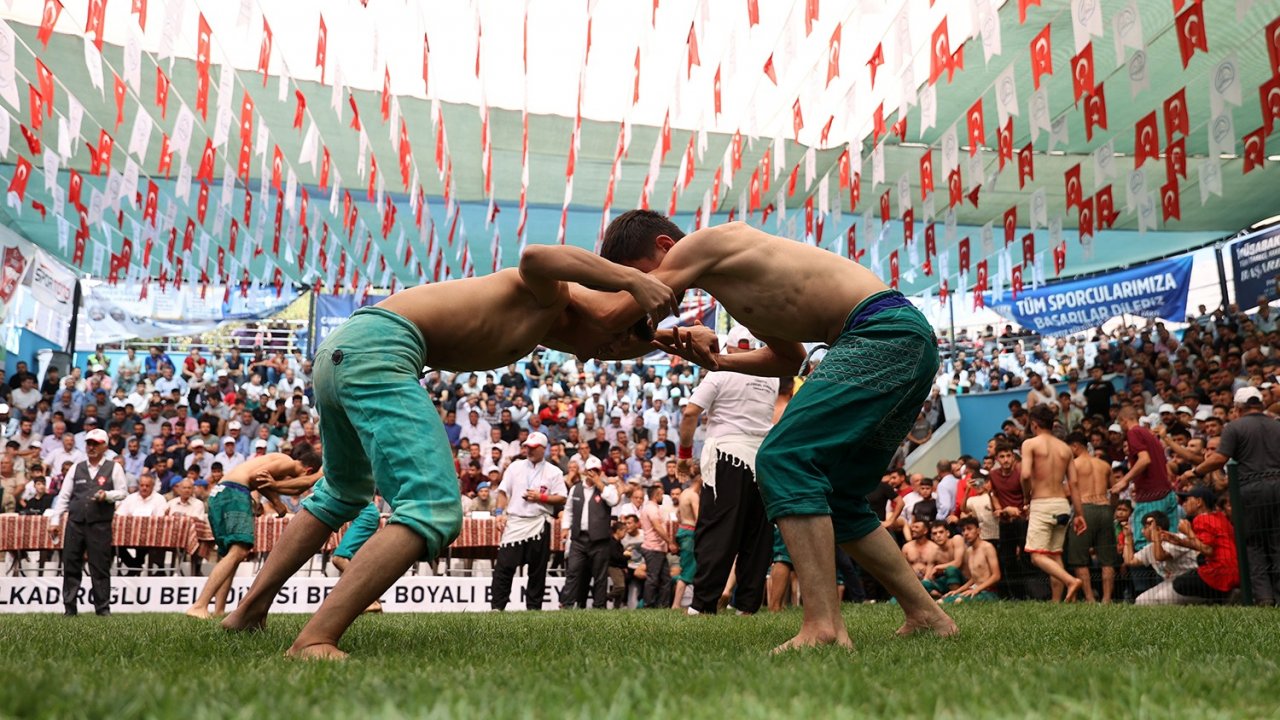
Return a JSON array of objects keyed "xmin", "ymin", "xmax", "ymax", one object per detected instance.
[{"xmin": 519, "ymin": 244, "xmax": 679, "ymax": 321}]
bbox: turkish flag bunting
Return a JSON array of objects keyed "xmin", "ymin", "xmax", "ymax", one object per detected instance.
[
  {"xmin": 1079, "ymin": 196, "xmax": 1096, "ymax": 240},
  {"xmin": 868, "ymin": 43, "xmax": 884, "ymax": 89},
  {"xmin": 1084, "ymin": 83, "xmax": 1108, "ymax": 141},
  {"xmin": 197, "ymin": 138, "xmax": 215, "ymax": 183},
  {"xmin": 929, "ymin": 18, "xmax": 951, "ymax": 86},
  {"xmin": 821, "ymin": 116, "xmax": 836, "ymax": 146},
  {"xmin": 889, "ymin": 250, "xmax": 899, "ymax": 289},
  {"xmin": 805, "ymin": 0, "xmax": 819, "ymax": 35},
  {"xmin": 1022, "ymin": 233, "xmax": 1035, "ymax": 266},
  {"xmin": 1018, "ymin": 0, "xmax": 1041, "ymax": 25},
  {"xmin": 85, "ymin": 0, "xmax": 106, "ymax": 50},
  {"xmin": 827, "ymin": 24, "xmax": 841, "ymax": 87},
  {"xmin": 1135, "ymin": 111, "xmax": 1160, "ymax": 169},
  {"xmin": 258, "ymin": 19, "xmax": 273, "ymax": 85},
  {"xmin": 880, "ymin": 190, "xmax": 891, "ymax": 224},
  {"xmin": 747, "ymin": 0, "xmax": 759, "ymax": 26},
  {"xmin": 1262, "ymin": 76, "xmax": 1280, "ymax": 135},
  {"xmin": 804, "ymin": 197, "xmax": 814, "ymax": 238},
  {"xmin": 197, "ymin": 13, "xmax": 212, "ymax": 79},
  {"xmin": 902, "ymin": 209, "xmax": 914, "ymax": 244},
  {"xmin": 156, "ymin": 67, "xmax": 170, "ymax": 119},
  {"xmin": 132, "ymin": 0, "xmax": 146, "ymax": 31},
  {"xmin": 317, "ymin": 15, "xmax": 328, "ymax": 84},
  {"xmin": 749, "ymin": 168, "xmax": 761, "ymax": 212},
  {"xmin": 1267, "ymin": 16, "xmax": 1280, "ymax": 78},
  {"xmin": 382, "ymin": 66, "xmax": 392, "ymax": 121},
  {"xmin": 1003, "ymin": 206, "xmax": 1017, "ymax": 246},
  {"xmin": 850, "ymin": 172, "xmax": 861, "ymax": 209},
  {"xmin": 919, "ymin": 149, "xmax": 934, "ymax": 199},
  {"xmin": 1018, "ymin": 144, "xmax": 1034, "ymax": 188},
  {"xmin": 976, "ymin": 259, "xmax": 987, "ymax": 291},
  {"xmin": 1030, "ymin": 25, "xmax": 1053, "ymax": 90},
  {"xmin": 1071, "ymin": 43, "xmax": 1094, "ymax": 104},
  {"xmin": 1011, "ymin": 264, "xmax": 1023, "ymax": 299},
  {"xmin": 320, "ymin": 146, "xmax": 331, "ymax": 190},
  {"xmin": 1097, "ymin": 185, "xmax": 1117, "ymax": 229},
  {"xmin": 369, "ymin": 155, "xmax": 379, "ymax": 202},
  {"xmin": 682, "ymin": 137, "xmax": 696, "ymax": 189},
  {"xmin": 244, "ymin": 190, "xmax": 253, "ymax": 227},
  {"xmin": 21, "ymin": 125, "xmax": 42, "ymax": 156},
  {"xmin": 240, "ymin": 90, "xmax": 254, "ymax": 145},
  {"xmin": 1053, "ymin": 242, "xmax": 1067, "ymax": 276},
  {"xmin": 713, "ymin": 65, "xmax": 722, "ymax": 116},
  {"xmin": 1161, "ymin": 180, "xmax": 1181, "ymax": 222},
  {"xmin": 939, "ymin": 277, "xmax": 949, "ymax": 304},
  {"xmin": 271, "ymin": 145, "xmax": 283, "ymax": 191},
  {"xmin": 1243, "ymin": 127, "xmax": 1266, "ymax": 173},
  {"xmin": 35, "ymin": 60, "xmax": 54, "ymax": 117},
  {"xmin": 113, "ymin": 74, "xmax": 126, "ymax": 130},
  {"xmin": 997, "ymin": 119, "xmax": 1013, "ymax": 170},
  {"xmin": 97, "ymin": 130, "xmax": 114, "ymax": 173},
  {"xmin": 422, "ymin": 33, "xmax": 430, "ymax": 94},
  {"xmin": 633, "ymin": 48, "xmax": 641, "ymax": 105},
  {"xmin": 273, "ymin": 191, "xmax": 284, "ymax": 253},
  {"xmin": 195, "ymin": 69, "xmax": 209, "ymax": 120},
  {"xmin": 838, "ymin": 149, "xmax": 850, "ymax": 189},
  {"xmin": 1166, "ymin": 136, "xmax": 1187, "ymax": 181},
  {"xmin": 289, "ymin": 90, "xmax": 306, "ymax": 130},
  {"xmin": 237, "ymin": 139, "xmax": 251, "ymax": 181},
  {"xmin": 143, "ymin": 179, "xmax": 157, "ymax": 225},
  {"xmin": 925, "ymin": 224, "xmax": 937, "ymax": 258},
  {"xmin": 763, "ymin": 53, "xmax": 777, "ymax": 84},
  {"xmin": 1164, "ymin": 88, "xmax": 1189, "ymax": 144},
  {"xmin": 28, "ymin": 86, "xmax": 44, "ymax": 131},
  {"xmin": 1065, "ymin": 163, "xmax": 1083, "ymax": 211},
  {"xmin": 967, "ymin": 98, "xmax": 985, "ymax": 155},
  {"xmin": 8, "ymin": 156, "xmax": 31, "ymax": 201},
  {"xmin": 198, "ymin": 181, "xmax": 209, "ymax": 223},
  {"xmin": 1174, "ymin": 1, "xmax": 1208, "ymax": 69},
  {"xmin": 38, "ymin": 0, "xmax": 63, "ymax": 47},
  {"xmin": 687, "ymin": 23, "xmax": 700, "ymax": 78},
  {"xmin": 872, "ymin": 103, "xmax": 885, "ymax": 143},
  {"xmin": 69, "ymin": 169, "xmax": 83, "ymax": 209},
  {"xmin": 948, "ymin": 168, "xmax": 963, "ymax": 208},
  {"xmin": 793, "ymin": 99, "xmax": 805, "ymax": 141}
]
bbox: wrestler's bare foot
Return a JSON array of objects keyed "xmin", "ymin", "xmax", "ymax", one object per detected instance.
[
  {"xmin": 286, "ymin": 642, "xmax": 348, "ymax": 661},
  {"xmin": 1063, "ymin": 578, "xmax": 1084, "ymax": 603},
  {"xmin": 221, "ymin": 608, "xmax": 267, "ymax": 632},
  {"xmin": 895, "ymin": 608, "xmax": 959, "ymax": 638},
  {"xmin": 185, "ymin": 606, "xmax": 211, "ymax": 620},
  {"xmin": 771, "ymin": 626, "xmax": 853, "ymax": 654}
]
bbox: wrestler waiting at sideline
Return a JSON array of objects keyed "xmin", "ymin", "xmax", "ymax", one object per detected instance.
[
  {"xmin": 538, "ymin": 211, "xmax": 956, "ymax": 651},
  {"xmin": 222, "ymin": 258, "xmax": 679, "ymax": 659},
  {"xmin": 1066, "ymin": 432, "xmax": 1121, "ymax": 603},
  {"xmin": 186, "ymin": 450, "xmax": 323, "ymax": 619},
  {"xmin": 940, "ymin": 518, "xmax": 1001, "ymax": 603},
  {"xmin": 1020, "ymin": 405, "xmax": 1088, "ymax": 602}
]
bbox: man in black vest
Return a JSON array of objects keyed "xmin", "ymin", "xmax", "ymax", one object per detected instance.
[
  {"xmin": 560, "ymin": 455, "xmax": 620, "ymax": 608},
  {"xmin": 48, "ymin": 428, "xmax": 128, "ymax": 616}
]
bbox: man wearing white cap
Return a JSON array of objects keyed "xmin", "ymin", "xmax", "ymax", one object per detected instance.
[
  {"xmin": 1180, "ymin": 386, "xmax": 1280, "ymax": 605},
  {"xmin": 214, "ymin": 437, "xmax": 246, "ymax": 473},
  {"xmin": 678, "ymin": 323, "xmax": 779, "ymax": 615},
  {"xmin": 47, "ymin": 428, "xmax": 128, "ymax": 616},
  {"xmin": 491, "ymin": 432, "xmax": 567, "ymax": 611},
  {"xmin": 184, "ymin": 438, "xmax": 213, "ymax": 480},
  {"xmin": 560, "ymin": 454, "xmax": 620, "ymax": 608}
]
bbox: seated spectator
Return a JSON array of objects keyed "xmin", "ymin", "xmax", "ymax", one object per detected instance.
[
  {"xmin": 463, "ymin": 482, "xmax": 497, "ymax": 515},
  {"xmin": 214, "ymin": 437, "xmax": 246, "ymax": 473},
  {"xmin": 166, "ymin": 478, "xmax": 207, "ymax": 520},
  {"xmin": 1123, "ymin": 510, "xmax": 1202, "ymax": 605},
  {"xmin": 17, "ymin": 475, "xmax": 53, "ymax": 516},
  {"xmin": 940, "ymin": 517, "xmax": 1002, "ymax": 603},
  {"xmin": 116, "ymin": 474, "xmax": 169, "ymax": 575}
]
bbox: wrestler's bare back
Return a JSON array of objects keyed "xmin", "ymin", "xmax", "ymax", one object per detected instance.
[
  {"xmin": 1073, "ymin": 453, "xmax": 1113, "ymax": 503},
  {"xmin": 224, "ymin": 453, "xmax": 308, "ymax": 489},
  {"xmin": 661, "ymin": 223, "xmax": 891, "ymax": 344},
  {"xmin": 1021, "ymin": 435, "xmax": 1074, "ymax": 500},
  {"xmin": 376, "ymin": 269, "xmax": 593, "ymax": 371}
]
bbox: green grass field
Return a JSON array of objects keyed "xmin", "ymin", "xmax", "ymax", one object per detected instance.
[{"xmin": 1, "ymin": 604, "xmax": 1276, "ymax": 719}]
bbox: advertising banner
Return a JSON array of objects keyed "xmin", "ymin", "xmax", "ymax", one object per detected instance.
[
  {"xmin": 0, "ymin": 575, "xmax": 566, "ymax": 613},
  {"xmin": 314, "ymin": 292, "xmax": 388, "ymax": 349},
  {"xmin": 1229, "ymin": 226, "xmax": 1280, "ymax": 308},
  {"xmin": 985, "ymin": 255, "xmax": 1193, "ymax": 336}
]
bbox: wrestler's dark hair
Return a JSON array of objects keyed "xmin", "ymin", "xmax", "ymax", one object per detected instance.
[
  {"xmin": 291, "ymin": 445, "xmax": 323, "ymax": 472},
  {"xmin": 993, "ymin": 441, "xmax": 1015, "ymax": 455},
  {"xmin": 1029, "ymin": 404, "xmax": 1056, "ymax": 431},
  {"xmin": 957, "ymin": 516, "xmax": 980, "ymax": 530},
  {"xmin": 1065, "ymin": 432, "xmax": 1088, "ymax": 446},
  {"xmin": 600, "ymin": 210, "xmax": 686, "ymax": 265}
]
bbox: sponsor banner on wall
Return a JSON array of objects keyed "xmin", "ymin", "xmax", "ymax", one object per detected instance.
[
  {"xmin": 0, "ymin": 576, "xmax": 566, "ymax": 613},
  {"xmin": 25, "ymin": 249, "xmax": 77, "ymax": 315},
  {"xmin": 0, "ymin": 225, "xmax": 37, "ymax": 326},
  {"xmin": 314, "ymin": 293, "xmax": 388, "ymax": 349},
  {"xmin": 985, "ymin": 255, "xmax": 1193, "ymax": 336},
  {"xmin": 1229, "ymin": 225, "xmax": 1280, "ymax": 308}
]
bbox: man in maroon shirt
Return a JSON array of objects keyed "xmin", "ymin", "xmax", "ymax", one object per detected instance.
[
  {"xmin": 1112, "ymin": 406, "xmax": 1178, "ymax": 597},
  {"xmin": 1166, "ymin": 487, "xmax": 1239, "ymax": 601},
  {"xmin": 987, "ymin": 442, "xmax": 1032, "ymax": 599}
]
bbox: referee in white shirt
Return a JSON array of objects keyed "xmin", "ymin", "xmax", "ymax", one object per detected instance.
[
  {"xmin": 491, "ymin": 432, "xmax": 567, "ymax": 611},
  {"xmin": 559, "ymin": 455, "xmax": 620, "ymax": 608}
]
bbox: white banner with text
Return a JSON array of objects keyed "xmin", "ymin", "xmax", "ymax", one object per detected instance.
[{"xmin": 0, "ymin": 576, "xmax": 567, "ymax": 613}]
